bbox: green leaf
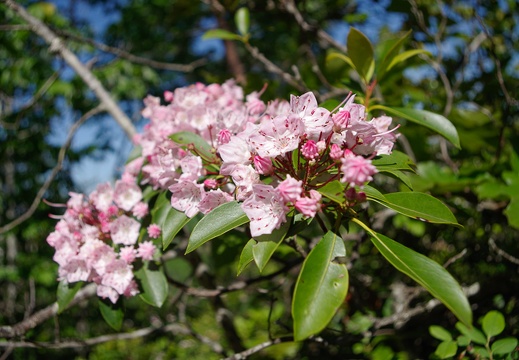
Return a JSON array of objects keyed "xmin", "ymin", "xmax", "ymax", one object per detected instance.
[
  {"xmin": 429, "ymin": 325, "xmax": 453, "ymax": 341},
  {"xmin": 363, "ymin": 185, "xmax": 388, "ymax": 203},
  {"xmin": 372, "ymin": 150, "xmax": 416, "ymax": 172},
  {"xmin": 369, "ymin": 192, "xmax": 460, "ymax": 226},
  {"xmin": 237, "ymin": 239, "xmax": 255, "ymax": 275},
  {"xmin": 186, "ymin": 201, "xmax": 249, "ymax": 253},
  {"xmin": 99, "ymin": 299, "xmax": 124, "ymax": 331},
  {"xmin": 455, "ymin": 322, "xmax": 486, "ymax": 345},
  {"xmin": 151, "ymin": 193, "xmax": 191, "ymax": 250},
  {"xmin": 491, "ymin": 337, "xmax": 518, "ymax": 355},
  {"xmin": 386, "ymin": 49, "xmax": 431, "ymax": 72},
  {"xmin": 202, "ymin": 29, "xmax": 243, "ymax": 41},
  {"xmin": 57, "ymin": 281, "xmax": 82, "ymax": 314},
  {"xmin": 370, "ymin": 105, "xmax": 460, "ymax": 149},
  {"xmin": 382, "ymin": 170, "xmax": 414, "ymax": 190},
  {"xmin": 235, "ymin": 7, "xmax": 250, "ymax": 36},
  {"xmin": 252, "ymin": 219, "xmax": 291, "ymax": 273},
  {"xmin": 347, "ymin": 28, "xmax": 375, "ymax": 82},
  {"xmin": 170, "ymin": 131, "xmax": 216, "ymax": 161},
  {"xmin": 354, "ymin": 219, "xmax": 472, "ymax": 327},
  {"xmin": 482, "ymin": 310, "xmax": 505, "ymax": 338},
  {"xmin": 134, "ymin": 263, "xmax": 168, "ymax": 308},
  {"xmin": 377, "ymin": 30, "xmax": 411, "ymax": 79},
  {"xmin": 292, "ymin": 231, "xmax": 349, "ymax": 341},
  {"xmin": 326, "ymin": 52, "xmax": 355, "ymax": 69},
  {"xmin": 318, "ymin": 180, "xmax": 346, "ymax": 204},
  {"xmin": 435, "ymin": 340, "xmax": 458, "ymax": 359}
]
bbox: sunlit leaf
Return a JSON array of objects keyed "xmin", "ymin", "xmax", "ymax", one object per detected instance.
[
  {"xmin": 237, "ymin": 239, "xmax": 255, "ymax": 275},
  {"xmin": 202, "ymin": 29, "xmax": 243, "ymax": 41},
  {"xmin": 292, "ymin": 231, "xmax": 349, "ymax": 341},
  {"xmin": 455, "ymin": 322, "xmax": 486, "ymax": 345},
  {"xmin": 482, "ymin": 310, "xmax": 505, "ymax": 338},
  {"xmin": 186, "ymin": 201, "xmax": 249, "ymax": 253},
  {"xmin": 347, "ymin": 28, "xmax": 375, "ymax": 82},
  {"xmin": 386, "ymin": 49, "xmax": 431, "ymax": 72},
  {"xmin": 252, "ymin": 219, "xmax": 291, "ymax": 273},
  {"xmin": 235, "ymin": 7, "xmax": 250, "ymax": 36},
  {"xmin": 318, "ymin": 180, "xmax": 346, "ymax": 204},
  {"xmin": 435, "ymin": 340, "xmax": 458, "ymax": 359},
  {"xmin": 151, "ymin": 193, "xmax": 191, "ymax": 250},
  {"xmin": 170, "ymin": 131, "xmax": 217, "ymax": 161},
  {"xmin": 371, "ymin": 105, "xmax": 460, "ymax": 148},
  {"xmin": 429, "ymin": 325, "xmax": 453, "ymax": 341},
  {"xmin": 491, "ymin": 338, "xmax": 519, "ymax": 355},
  {"xmin": 354, "ymin": 219, "xmax": 472, "ymax": 327}
]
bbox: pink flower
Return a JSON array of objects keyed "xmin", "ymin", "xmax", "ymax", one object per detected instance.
[
  {"xmin": 203, "ymin": 178, "xmax": 218, "ymax": 189},
  {"xmin": 242, "ymin": 184, "xmax": 289, "ymax": 237},
  {"xmin": 198, "ymin": 189, "xmax": 233, "ymax": 214},
  {"xmin": 217, "ymin": 128, "xmax": 232, "ymax": 145},
  {"xmin": 333, "ymin": 109, "xmax": 350, "ymax": 132},
  {"xmin": 169, "ymin": 181, "xmax": 203, "ymax": 217},
  {"xmin": 290, "ymin": 92, "xmax": 332, "ymax": 140},
  {"xmin": 110, "ymin": 215, "xmax": 141, "ymax": 246},
  {"xmin": 113, "ymin": 180, "xmax": 142, "ymax": 212},
  {"xmin": 119, "ymin": 246, "xmax": 137, "ymax": 264},
  {"xmin": 132, "ymin": 201, "xmax": 149, "ymax": 219},
  {"xmin": 179, "ymin": 153, "xmax": 203, "ymax": 182},
  {"xmin": 89, "ymin": 183, "xmax": 113, "ymax": 212},
  {"xmin": 101, "ymin": 259, "xmax": 135, "ymax": 295},
  {"xmin": 340, "ymin": 153, "xmax": 378, "ymax": 187},
  {"xmin": 249, "ymin": 114, "xmax": 304, "ymax": 158},
  {"xmin": 277, "ymin": 175, "xmax": 303, "ymax": 203},
  {"xmin": 137, "ymin": 241, "xmax": 156, "ymax": 261},
  {"xmin": 97, "ymin": 284, "xmax": 120, "ymax": 304},
  {"xmin": 295, "ymin": 190, "xmax": 322, "ymax": 218},
  {"xmin": 218, "ymin": 136, "xmax": 252, "ymax": 166},
  {"xmin": 147, "ymin": 224, "xmax": 162, "ymax": 239},
  {"xmin": 301, "ymin": 140, "xmax": 319, "ymax": 160}
]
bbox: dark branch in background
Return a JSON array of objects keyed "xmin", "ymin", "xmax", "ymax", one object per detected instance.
[
  {"xmin": 0, "ymin": 284, "xmax": 97, "ymax": 339},
  {"xmin": 202, "ymin": 0, "xmax": 246, "ymax": 84},
  {"xmin": 0, "ymin": 105, "xmax": 104, "ymax": 235},
  {"xmin": 280, "ymin": 0, "xmax": 347, "ymax": 54},
  {"xmin": 1, "ymin": 0, "xmax": 137, "ymax": 139},
  {"xmin": 54, "ymin": 28, "xmax": 207, "ymax": 72}
]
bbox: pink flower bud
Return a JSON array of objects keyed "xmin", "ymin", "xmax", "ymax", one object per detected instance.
[
  {"xmin": 147, "ymin": 224, "xmax": 162, "ymax": 239},
  {"xmin": 330, "ymin": 144, "xmax": 343, "ymax": 161},
  {"xmin": 295, "ymin": 190, "xmax": 321, "ymax": 218},
  {"xmin": 301, "ymin": 140, "xmax": 319, "ymax": 160},
  {"xmin": 203, "ymin": 178, "xmax": 218, "ymax": 189},
  {"xmin": 253, "ymin": 155, "xmax": 273, "ymax": 175},
  {"xmin": 345, "ymin": 187, "xmax": 357, "ymax": 201},
  {"xmin": 340, "ymin": 154, "xmax": 377, "ymax": 187},
  {"xmin": 218, "ymin": 129, "xmax": 232, "ymax": 145},
  {"xmin": 164, "ymin": 90, "xmax": 174, "ymax": 102},
  {"xmin": 277, "ymin": 175, "xmax": 303, "ymax": 203}
]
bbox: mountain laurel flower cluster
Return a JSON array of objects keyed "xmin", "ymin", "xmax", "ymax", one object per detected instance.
[
  {"xmin": 46, "ymin": 179, "xmax": 159, "ymax": 303},
  {"xmin": 135, "ymin": 80, "xmax": 399, "ymax": 237},
  {"xmin": 47, "ymin": 80, "xmax": 399, "ymax": 302}
]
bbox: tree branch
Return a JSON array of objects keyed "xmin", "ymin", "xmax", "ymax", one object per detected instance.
[
  {"xmin": 1, "ymin": 0, "xmax": 137, "ymax": 139},
  {"xmin": 0, "ymin": 105, "xmax": 104, "ymax": 234}
]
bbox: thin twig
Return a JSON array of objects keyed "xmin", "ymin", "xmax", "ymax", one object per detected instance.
[
  {"xmin": 0, "ymin": 284, "xmax": 97, "ymax": 339},
  {"xmin": 223, "ymin": 337, "xmax": 292, "ymax": 360},
  {"xmin": 0, "ymin": 105, "xmax": 104, "ymax": 234},
  {"xmin": 55, "ymin": 28, "xmax": 206, "ymax": 72},
  {"xmin": 1, "ymin": 0, "xmax": 137, "ymax": 139},
  {"xmin": 489, "ymin": 238, "xmax": 519, "ymax": 266},
  {"xmin": 443, "ymin": 248, "xmax": 468, "ymax": 269}
]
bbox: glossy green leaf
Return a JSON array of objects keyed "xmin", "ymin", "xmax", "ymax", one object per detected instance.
[
  {"xmin": 347, "ymin": 28, "xmax": 375, "ymax": 82},
  {"xmin": 202, "ymin": 29, "xmax": 243, "ymax": 41},
  {"xmin": 235, "ymin": 7, "xmax": 250, "ymax": 36},
  {"xmin": 237, "ymin": 239, "xmax": 255, "ymax": 275},
  {"xmin": 382, "ymin": 170, "xmax": 413, "ymax": 190},
  {"xmin": 482, "ymin": 310, "xmax": 505, "ymax": 338},
  {"xmin": 170, "ymin": 131, "xmax": 216, "ymax": 161},
  {"xmin": 363, "ymin": 184, "xmax": 388, "ymax": 203},
  {"xmin": 186, "ymin": 201, "xmax": 249, "ymax": 253},
  {"xmin": 386, "ymin": 49, "xmax": 431, "ymax": 72},
  {"xmin": 318, "ymin": 180, "xmax": 346, "ymax": 204},
  {"xmin": 429, "ymin": 325, "xmax": 453, "ymax": 341},
  {"xmin": 435, "ymin": 340, "xmax": 458, "ymax": 359},
  {"xmin": 152, "ymin": 193, "xmax": 191, "ymax": 250},
  {"xmin": 491, "ymin": 337, "xmax": 518, "ymax": 355},
  {"xmin": 377, "ymin": 30, "xmax": 411, "ymax": 79},
  {"xmin": 369, "ymin": 192, "xmax": 460, "ymax": 226},
  {"xmin": 326, "ymin": 52, "xmax": 355, "ymax": 69},
  {"xmin": 134, "ymin": 264, "xmax": 168, "ymax": 308},
  {"xmin": 252, "ymin": 219, "xmax": 291, "ymax": 273},
  {"xmin": 99, "ymin": 299, "xmax": 124, "ymax": 331},
  {"xmin": 354, "ymin": 219, "xmax": 472, "ymax": 327},
  {"xmin": 57, "ymin": 281, "xmax": 82, "ymax": 314},
  {"xmin": 372, "ymin": 150, "xmax": 415, "ymax": 172},
  {"xmin": 292, "ymin": 231, "xmax": 349, "ymax": 341},
  {"xmin": 371, "ymin": 105, "xmax": 460, "ymax": 148},
  {"xmin": 455, "ymin": 322, "xmax": 486, "ymax": 345}
]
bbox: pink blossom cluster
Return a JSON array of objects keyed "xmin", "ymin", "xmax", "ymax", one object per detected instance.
[
  {"xmin": 46, "ymin": 179, "xmax": 160, "ymax": 303},
  {"xmin": 135, "ymin": 82, "xmax": 399, "ymax": 238}
]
